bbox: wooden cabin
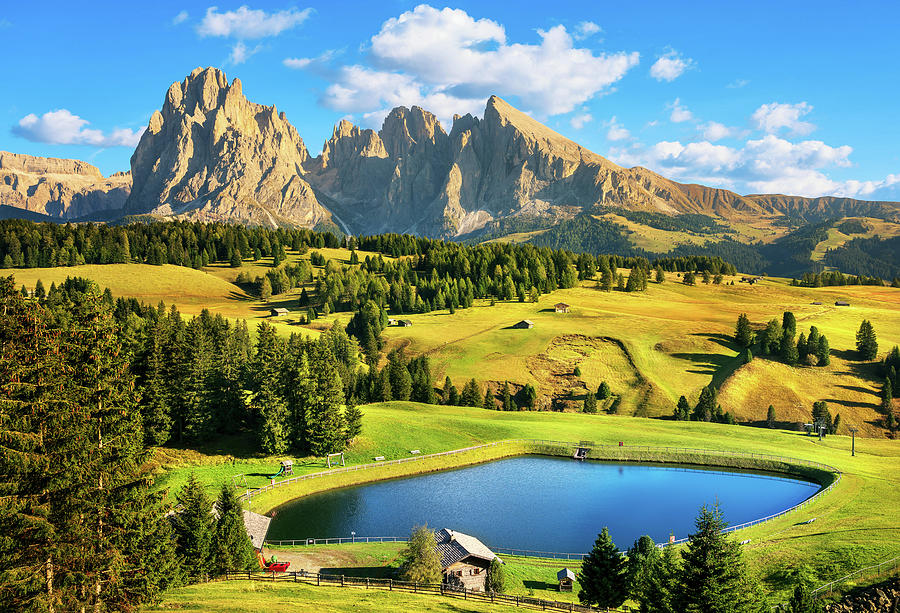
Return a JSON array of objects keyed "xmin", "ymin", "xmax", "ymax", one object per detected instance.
[
  {"xmin": 398, "ymin": 319, "xmax": 413, "ymax": 327},
  {"xmin": 554, "ymin": 302, "xmax": 570, "ymax": 313},
  {"xmin": 835, "ymin": 301, "xmax": 850, "ymax": 306},
  {"xmin": 434, "ymin": 528, "xmax": 498, "ymax": 591},
  {"xmin": 557, "ymin": 567, "xmax": 575, "ymax": 592},
  {"xmin": 270, "ymin": 307, "xmax": 289, "ymax": 317},
  {"xmin": 512, "ymin": 319, "xmax": 534, "ymax": 329}
]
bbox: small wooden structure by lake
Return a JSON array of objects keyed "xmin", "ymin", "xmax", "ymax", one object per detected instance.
[
  {"xmin": 434, "ymin": 528, "xmax": 498, "ymax": 592},
  {"xmin": 557, "ymin": 567, "xmax": 575, "ymax": 592},
  {"xmin": 270, "ymin": 307, "xmax": 289, "ymax": 317},
  {"xmin": 554, "ymin": 302, "xmax": 570, "ymax": 313},
  {"xmin": 512, "ymin": 319, "xmax": 534, "ymax": 329}
]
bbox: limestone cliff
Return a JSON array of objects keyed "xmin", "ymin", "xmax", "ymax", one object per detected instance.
[
  {"xmin": 0, "ymin": 151, "xmax": 130, "ymax": 219},
  {"xmin": 125, "ymin": 67, "xmax": 329, "ymax": 228}
]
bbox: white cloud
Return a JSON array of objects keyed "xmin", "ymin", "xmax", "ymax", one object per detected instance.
[
  {"xmin": 570, "ymin": 113, "xmax": 593, "ymax": 130},
  {"xmin": 573, "ymin": 21, "xmax": 601, "ymax": 40},
  {"xmin": 290, "ymin": 5, "xmax": 639, "ymax": 121},
  {"xmin": 608, "ymin": 133, "xmax": 857, "ymax": 197},
  {"xmin": 197, "ymin": 6, "xmax": 311, "ymax": 39},
  {"xmin": 668, "ymin": 98, "xmax": 693, "ymax": 123},
  {"xmin": 283, "ymin": 49, "xmax": 337, "ymax": 70},
  {"xmin": 750, "ymin": 102, "xmax": 815, "ymax": 135},
  {"xmin": 604, "ymin": 116, "xmax": 630, "ymax": 141},
  {"xmin": 701, "ymin": 121, "xmax": 737, "ymax": 141},
  {"xmin": 835, "ymin": 174, "xmax": 900, "ymax": 199},
  {"xmin": 172, "ymin": 10, "xmax": 189, "ymax": 25},
  {"xmin": 12, "ymin": 109, "xmax": 144, "ymax": 147},
  {"xmin": 230, "ymin": 41, "xmax": 262, "ymax": 64},
  {"xmin": 650, "ymin": 49, "xmax": 695, "ymax": 82}
]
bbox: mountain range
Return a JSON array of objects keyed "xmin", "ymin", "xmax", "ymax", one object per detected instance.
[{"xmin": 2, "ymin": 66, "xmax": 898, "ymax": 275}]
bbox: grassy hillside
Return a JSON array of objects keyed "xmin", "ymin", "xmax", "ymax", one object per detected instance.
[{"xmin": 12, "ymin": 253, "xmax": 898, "ymax": 434}]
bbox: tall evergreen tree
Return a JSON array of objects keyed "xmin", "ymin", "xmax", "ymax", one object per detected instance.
[
  {"xmin": 856, "ymin": 320, "xmax": 878, "ymax": 360},
  {"xmin": 735, "ymin": 313, "xmax": 753, "ymax": 348},
  {"xmin": 304, "ymin": 345, "xmax": 346, "ymax": 456},
  {"xmin": 460, "ymin": 378, "xmax": 481, "ymax": 407},
  {"xmin": 482, "ymin": 388, "xmax": 495, "ymax": 410},
  {"xmin": 767, "ymin": 405, "xmax": 777, "ymax": 428},
  {"xmin": 212, "ymin": 482, "xmax": 257, "ymax": 574},
  {"xmin": 173, "ymin": 474, "xmax": 214, "ymax": 580},
  {"xmin": 501, "ymin": 381, "xmax": 516, "ymax": 411},
  {"xmin": 785, "ymin": 581, "xmax": 823, "ymax": 613},
  {"xmin": 625, "ymin": 535, "xmax": 660, "ymax": 607},
  {"xmin": 677, "ymin": 503, "xmax": 757, "ymax": 613},
  {"xmin": 780, "ymin": 329, "xmax": 799, "ymax": 365},
  {"xmin": 249, "ymin": 322, "xmax": 289, "ymax": 454},
  {"xmin": 675, "ymin": 395, "xmax": 691, "ymax": 421},
  {"xmin": 882, "ymin": 377, "xmax": 893, "ymax": 414},
  {"xmin": 641, "ymin": 544, "xmax": 679, "ymax": 613},
  {"xmin": 782, "ymin": 311, "xmax": 797, "ymax": 338},
  {"xmin": 343, "ymin": 400, "xmax": 363, "ymax": 445},
  {"xmin": 816, "ymin": 335, "xmax": 831, "ymax": 366},
  {"xmin": 577, "ymin": 527, "xmax": 627, "ymax": 608},
  {"xmin": 693, "ymin": 386, "xmax": 717, "ymax": 422},
  {"xmin": 600, "ymin": 267, "xmax": 614, "ymax": 292},
  {"xmin": 583, "ymin": 393, "xmax": 597, "ymax": 413}
]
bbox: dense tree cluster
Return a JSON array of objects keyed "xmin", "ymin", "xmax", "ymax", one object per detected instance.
[
  {"xmin": 794, "ymin": 270, "xmax": 893, "ymax": 288},
  {"xmin": 737, "ymin": 312, "xmax": 831, "ymax": 368},
  {"xmin": 0, "ymin": 276, "xmax": 182, "ymax": 610},
  {"xmin": 578, "ymin": 503, "xmax": 768, "ymax": 612},
  {"xmin": 823, "ymin": 235, "xmax": 900, "ymax": 281}
]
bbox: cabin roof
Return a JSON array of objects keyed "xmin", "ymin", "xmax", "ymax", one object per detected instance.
[
  {"xmin": 433, "ymin": 528, "xmax": 497, "ymax": 569},
  {"xmin": 271, "ymin": 307, "xmax": 289, "ymax": 314},
  {"xmin": 554, "ymin": 302, "xmax": 570, "ymax": 308},
  {"xmin": 557, "ymin": 567, "xmax": 576, "ymax": 581}
]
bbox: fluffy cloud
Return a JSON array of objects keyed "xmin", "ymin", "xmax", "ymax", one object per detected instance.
[
  {"xmin": 573, "ymin": 21, "xmax": 601, "ymax": 40},
  {"xmin": 668, "ymin": 98, "xmax": 693, "ymax": 123},
  {"xmin": 12, "ymin": 109, "xmax": 144, "ymax": 147},
  {"xmin": 198, "ymin": 6, "xmax": 311, "ymax": 64},
  {"xmin": 287, "ymin": 4, "xmax": 639, "ymax": 123},
  {"xmin": 197, "ymin": 6, "xmax": 311, "ymax": 38},
  {"xmin": 570, "ymin": 113, "xmax": 593, "ymax": 130},
  {"xmin": 701, "ymin": 121, "xmax": 737, "ymax": 141},
  {"xmin": 172, "ymin": 11, "xmax": 189, "ymax": 25},
  {"xmin": 650, "ymin": 49, "xmax": 695, "ymax": 82},
  {"xmin": 750, "ymin": 102, "xmax": 815, "ymax": 135},
  {"xmin": 604, "ymin": 116, "xmax": 630, "ymax": 141},
  {"xmin": 608, "ymin": 134, "xmax": 857, "ymax": 197}
]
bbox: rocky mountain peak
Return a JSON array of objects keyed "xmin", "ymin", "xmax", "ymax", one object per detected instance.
[
  {"xmin": 125, "ymin": 67, "xmax": 327, "ymax": 228},
  {"xmin": 380, "ymin": 106, "xmax": 448, "ymax": 159}
]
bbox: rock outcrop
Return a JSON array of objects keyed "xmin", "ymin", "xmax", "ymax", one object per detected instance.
[
  {"xmin": 125, "ymin": 67, "xmax": 330, "ymax": 228},
  {"xmin": 0, "ymin": 151, "xmax": 130, "ymax": 219}
]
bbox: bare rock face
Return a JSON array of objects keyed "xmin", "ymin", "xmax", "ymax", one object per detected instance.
[
  {"xmin": 0, "ymin": 151, "xmax": 130, "ymax": 219},
  {"xmin": 125, "ymin": 67, "xmax": 329, "ymax": 228}
]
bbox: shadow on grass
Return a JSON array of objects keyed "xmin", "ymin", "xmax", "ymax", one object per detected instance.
[
  {"xmin": 825, "ymin": 397, "xmax": 878, "ymax": 410},
  {"xmin": 691, "ymin": 332, "xmax": 740, "ymax": 352},
  {"xmin": 523, "ymin": 580, "xmax": 555, "ymax": 591},
  {"xmin": 320, "ymin": 566, "xmax": 398, "ymax": 579}
]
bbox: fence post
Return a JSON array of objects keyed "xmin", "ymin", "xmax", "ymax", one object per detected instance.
[
  {"xmin": 414, "ymin": 581, "xmax": 417, "ymax": 593},
  {"xmin": 464, "ymin": 587, "xmax": 466, "ymax": 600},
  {"xmin": 317, "ymin": 573, "xmax": 320, "ymax": 586},
  {"xmin": 366, "ymin": 578, "xmax": 369, "ymax": 589},
  {"xmin": 341, "ymin": 575, "xmax": 345, "ymax": 587},
  {"xmin": 390, "ymin": 578, "xmax": 392, "ymax": 591},
  {"xmin": 247, "ymin": 570, "xmax": 251, "ymax": 580}
]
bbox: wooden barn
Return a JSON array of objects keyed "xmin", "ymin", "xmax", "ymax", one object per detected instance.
[
  {"xmin": 512, "ymin": 319, "xmax": 534, "ymax": 329},
  {"xmin": 433, "ymin": 528, "xmax": 499, "ymax": 591},
  {"xmin": 557, "ymin": 567, "xmax": 575, "ymax": 592},
  {"xmin": 270, "ymin": 307, "xmax": 289, "ymax": 317},
  {"xmin": 554, "ymin": 302, "xmax": 570, "ymax": 313},
  {"xmin": 835, "ymin": 301, "xmax": 850, "ymax": 306}
]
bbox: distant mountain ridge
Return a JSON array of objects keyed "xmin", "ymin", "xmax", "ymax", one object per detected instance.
[{"xmin": 2, "ymin": 67, "xmax": 898, "ymax": 241}]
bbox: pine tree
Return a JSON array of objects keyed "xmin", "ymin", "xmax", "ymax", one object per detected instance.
[
  {"xmin": 856, "ymin": 320, "xmax": 878, "ymax": 360},
  {"xmin": 577, "ymin": 527, "xmax": 627, "ymax": 608},
  {"xmin": 501, "ymin": 381, "xmax": 516, "ymax": 411},
  {"xmin": 785, "ymin": 581, "xmax": 823, "ymax": 613},
  {"xmin": 683, "ymin": 271, "xmax": 696, "ymax": 285},
  {"xmin": 617, "ymin": 273, "xmax": 626, "ymax": 291},
  {"xmin": 521, "ymin": 383, "xmax": 537, "ymax": 409},
  {"xmin": 212, "ymin": 482, "xmax": 257, "ymax": 574},
  {"xmin": 641, "ymin": 544, "xmax": 679, "ymax": 613},
  {"xmin": 780, "ymin": 329, "xmax": 799, "ymax": 365},
  {"xmin": 797, "ymin": 332, "xmax": 808, "ymax": 361},
  {"xmin": 173, "ymin": 474, "xmax": 214, "ymax": 580},
  {"xmin": 583, "ymin": 393, "xmax": 597, "ymax": 413},
  {"xmin": 882, "ymin": 377, "xmax": 893, "ymax": 414},
  {"xmin": 34, "ymin": 278, "xmax": 46, "ymax": 299},
  {"xmin": 460, "ymin": 378, "xmax": 481, "ymax": 407},
  {"xmin": 343, "ymin": 400, "xmax": 363, "ymax": 445},
  {"xmin": 677, "ymin": 503, "xmax": 756, "ymax": 613},
  {"xmin": 441, "ymin": 375, "xmax": 454, "ymax": 404},
  {"xmin": 305, "ymin": 345, "xmax": 347, "ymax": 456},
  {"xmin": 483, "ymin": 388, "xmax": 495, "ymax": 410},
  {"xmin": 735, "ymin": 313, "xmax": 753, "ymax": 347},
  {"xmin": 487, "ymin": 557, "xmax": 505, "ymax": 593},
  {"xmin": 625, "ymin": 535, "xmax": 660, "ymax": 606},
  {"xmin": 767, "ymin": 405, "xmax": 776, "ymax": 428},
  {"xmin": 782, "ymin": 311, "xmax": 797, "ymax": 338},
  {"xmin": 812, "ymin": 401, "xmax": 833, "ymax": 434},
  {"xmin": 260, "ymin": 276, "xmax": 272, "ymax": 301},
  {"xmin": 600, "ymin": 267, "xmax": 614, "ymax": 292},
  {"xmin": 136, "ymin": 317, "xmax": 173, "ymax": 445},
  {"xmin": 693, "ymin": 386, "xmax": 717, "ymax": 421},
  {"xmin": 816, "ymin": 335, "xmax": 830, "ymax": 366},
  {"xmin": 398, "ymin": 525, "xmax": 442, "ymax": 584},
  {"xmin": 655, "ymin": 266, "xmax": 665, "ymax": 283},
  {"xmin": 675, "ymin": 395, "xmax": 691, "ymax": 420},
  {"xmin": 249, "ymin": 322, "xmax": 289, "ymax": 454},
  {"xmin": 597, "ymin": 381, "xmax": 611, "ymax": 400}
]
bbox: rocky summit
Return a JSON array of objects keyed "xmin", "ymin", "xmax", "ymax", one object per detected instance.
[
  {"xmin": 125, "ymin": 67, "xmax": 330, "ymax": 229},
  {"xmin": 0, "ymin": 151, "xmax": 130, "ymax": 220}
]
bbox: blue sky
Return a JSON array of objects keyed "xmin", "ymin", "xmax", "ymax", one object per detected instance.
[{"xmin": 2, "ymin": 1, "xmax": 898, "ymax": 200}]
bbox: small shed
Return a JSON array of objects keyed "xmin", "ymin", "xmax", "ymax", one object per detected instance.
[
  {"xmin": 387, "ymin": 318, "xmax": 398, "ymax": 326},
  {"xmin": 554, "ymin": 302, "xmax": 570, "ymax": 313},
  {"xmin": 270, "ymin": 307, "xmax": 289, "ymax": 317},
  {"xmin": 811, "ymin": 301, "xmax": 822, "ymax": 305},
  {"xmin": 398, "ymin": 319, "xmax": 413, "ymax": 327},
  {"xmin": 280, "ymin": 460, "xmax": 293, "ymax": 476},
  {"xmin": 835, "ymin": 301, "xmax": 850, "ymax": 307},
  {"xmin": 557, "ymin": 567, "xmax": 575, "ymax": 592},
  {"xmin": 512, "ymin": 319, "xmax": 534, "ymax": 329}
]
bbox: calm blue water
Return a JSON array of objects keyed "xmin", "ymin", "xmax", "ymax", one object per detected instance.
[{"xmin": 267, "ymin": 456, "xmax": 819, "ymax": 552}]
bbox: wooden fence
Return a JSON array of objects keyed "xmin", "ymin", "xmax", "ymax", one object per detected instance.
[{"xmin": 221, "ymin": 568, "xmax": 627, "ymax": 612}]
